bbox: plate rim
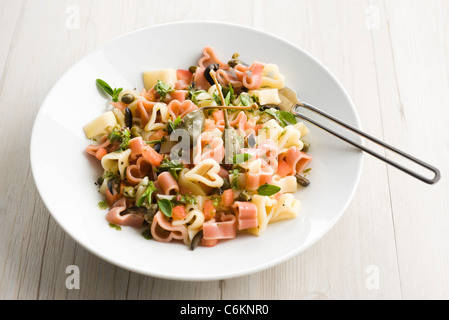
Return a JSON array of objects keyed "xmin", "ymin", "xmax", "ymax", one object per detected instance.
[{"xmin": 30, "ymin": 20, "xmax": 364, "ymax": 281}]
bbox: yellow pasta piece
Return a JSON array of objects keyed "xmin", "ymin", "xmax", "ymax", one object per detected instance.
[
  {"xmin": 83, "ymin": 111, "xmax": 117, "ymax": 139},
  {"xmin": 249, "ymin": 88, "xmax": 281, "ymax": 105},
  {"xmin": 143, "ymin": 69, "xmax": 177, "ymax": 91}
]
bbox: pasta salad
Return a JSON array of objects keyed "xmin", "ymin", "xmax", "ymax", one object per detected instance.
[{"xmin": 83, "ymin": 46, "xmax": 312, "ymax": 249}]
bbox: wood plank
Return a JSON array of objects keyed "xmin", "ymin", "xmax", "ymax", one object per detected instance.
[
  {"xmin": 371, "ymin": 0, "xmax": 449, "ymax": 299},
  {"xmin": 221, "ymin": 0, "xmax": 402, "ymax": 300}
]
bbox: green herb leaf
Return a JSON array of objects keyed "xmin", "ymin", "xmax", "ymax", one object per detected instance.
[
  {"xmin": 109, "ymin": 223, "xmax": 121, "ymax": 231},
  {"xmin": 167, "ymin": 116, "xmax": 183, "ymax": 134},
  {"xmin": 257, "ymin": 184, "xmax": 281, "ymax": 196},
  {"xmin": 230, "ymin": 168, "xmax": 240, "ymax": 190},
  {"xmin": 137, "ymin": 181, "xmax": 158, "ymax": 207},
  {"xmin": 187, "ymin": 85, "xmax": 206, "ymax": 105},
  {"xmin": 112, "ymin": 88, "xmax": 123, "ymax": 102},
  {"xmin": 108, "ymin": 126, "xmax": 131, "ymax": 151},
  {"xmin": 96, "ymin": 79, "xmax": 113, "ymax": 96},
  {"xmin": 222, "ymin": 84, "xmax": 235, "ymax": 106},
  {"xmin": 232, "ymin": 153, "xmax": 252, "ymax": 164},
  {"xmin": 96, "ymin": 79, "xmax": 123, "ymax": 102},
  {"xmin": 278, "ymin": 111, "xmax": 297, "ymax": 125},
  {"xmin": 239, "ymin": 93, "xmax": 253, "ymax": 106},
  {"xmin": 97, "ymin": 200, "xmax": 108, "ymax": 210},
  {"xmin": 154, "ymin": 80, "xmax": 174, "ymax": 101},
  {"xmin": 155, "ymin": 159, "xmax": 184, "ymax": 180},
  {"xmin": 158, "ymin": 199, "xmax": 172, "ymax": 218}
]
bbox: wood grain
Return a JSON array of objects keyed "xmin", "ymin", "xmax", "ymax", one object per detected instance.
[{"xmin": 0, "ymin": 0, "xmax": 447, "ymax": 300}]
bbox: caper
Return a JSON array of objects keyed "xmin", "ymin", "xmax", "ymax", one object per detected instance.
[
  {"xmin": 125, "ymin": 107, "xmax": 133, "ymax": 128},
  {"xmin": 295, "ymin": 174, "xmax": 310, "ymax": 187},
  {"xmin": 121, "ymin": 93, "xmax": 135, "ymax": 104},
  {"xmin": 238, "ymin": 190, "xmax": 252, "ymax": 202},
  {"xmin": 204, "ymin": 63, "xmax": 220, "ymax": 85},
  {"xmin": 302, "ymin": 142, "xmax": 310, "ymax": 153},
  {"xmin": 123, "ymin": 187, "xmax": 136, "ymax": 199},
  {"xmin": 188, "ymin": 65, "xmax": 198, "ymax": 74}
]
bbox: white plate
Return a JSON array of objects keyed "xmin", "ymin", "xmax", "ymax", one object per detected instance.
[{"xmin": 30, "ymin": 21, "xmax": 363, "ymax": 281}]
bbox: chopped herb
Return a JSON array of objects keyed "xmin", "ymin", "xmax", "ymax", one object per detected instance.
[
  {"xmin": 97, "ymin": 200, "xmax": 108, "ymax": 210},
  {"xmin": 141, "ymin": 229, "xmax": 152, "ymax": 240},
  {"xmin": 212, "ymin": 92, "xmax": 222, "ymax": 105},
  {"xmin": 230, "ymin": 168, "xmax": 240, "ymax": 190},
  {"xmin": 108, "ymin": 125, "xmax": 131, "ymax": 151},
  {"xmin": 179, "ymin": 194, "xmax": 197, "ymax": 205},
  {"xmin": 155, "ymin": 159, "xmax": 185, "ymax": 180},
  {"xmin": 263, "ymin": 109, "xmax": 297, "ymax": 127},
  {"xmin": 222, "ymin": 84, "xmax": 235, "ymax": 106},
  {"xmin": 96, "ymin": 79, "xmax": 123, "ymax": 102},
  {"xmin": 154, "ymin": 80, "xmax": 174, "ymax": 101},
  {"xmin": 278, "ymin": 111, "xmax": 297, "ymax": 125},
  {"xmin": 136, "ymin": 181, "xmax": 158, "ymax": 207},
  {"xmin": 167, "ymin": 116, "xmax": 183, "ymax": 134},
  {"xmin": 257, "ymin": 184, "xmax": 281, "ymax": 196},
  {"xmin": 239, "ymin": 93, "xmax": 254, "ymax": 106},
  {"xmin": 109, "ymin": 223, "xmax": 121, "ymax": 231},
  {"xmin": 158, "ymin": 199, "xmax": 172, "ymax": 218},
  {"xmin": 303, "ymin": 168, "xmax": 312, "ymax": 174},
  {"xmin": 232, "ymin": 153, "xmax": 252, "ymax": 164},
  {"xmin": 187, "ymin": 85, "xmax": 207, "ymax": 105},
  {"xmin": 212, "ymin": 196, "xmax": 221, "ymax": 207}
]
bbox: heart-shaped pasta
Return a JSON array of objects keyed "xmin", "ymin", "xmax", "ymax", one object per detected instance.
[{"xmin": 184, "ymin": 159, "xmax": 224, "ymax": 188}]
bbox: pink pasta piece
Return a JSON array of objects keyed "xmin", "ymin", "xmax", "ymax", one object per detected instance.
[
  {"xmin": 151, "ymin": 211, "xmax": 187, "ymax": 243},
  {"xmin": 234, "ymin": 62, "xmax": 264, "ymax": 90},
  {"xmin": 202, "ymin": 238, "xmax": 219, "ymax": 247},
  {"xmin": 198, "ymin": 46, "xmax": 229, "ymax": 69},
  {"xmin": 110, "ymin": 101, "xmax": 127, "ymax": 111},
  {"xmin": 166, "ymin": 90, "xmax": 188, "ymax": 103},
  {"xmin": 245, "ymin": 161, "xmax": 274, "ymax": 191},
  {"xmin": 218, "ymin": 166, "xmax": 230, "ymax": 179},
  {"xmin": 157, "ymin": 171, "xmax": 179, "ymax": 195},
  {"xmin": 193, "ymin": 67, "xmax": 211, "ymax": 91},
  {"xmin": 193, "ymin": 132, "xmax": 225, "ymax": 164},
  {"xmin": 167, "ymin": 99, "xmax": 198, "ymax": 121},
  {"xmin": 128, "ymin": 137, "xmax": 145, "ymax": 161},
  {"xmin": 86, "ymin": 135, "xmax": 111, "ymax": 159},
  {"xmin": 277, "ymin": 147, "xmax": 313, "ymax": 177},
  {"xmin": 136, "ymin": 100, "xmax": 157, "ymax": 126},
  {"xmin": 106, "ymin": 198, "xmax": 144, "ymax": 228},
  {"xmin": 216, "ymin": 68, "xmax": 243, "ymax": 90},
  {"xmin": 175, "ymin": 69, "xmax": 193, "ymax": 90},
  {"xmin": 126, "ymin": 156, "xmax": 153, "ymax": 186},
  {"xmin": 202, "ymin": 213, "xmax": 237, "ymax": 240},
  {"xmin": 233, "ymin": 202, "xmax": 258, "ymax": 230}
]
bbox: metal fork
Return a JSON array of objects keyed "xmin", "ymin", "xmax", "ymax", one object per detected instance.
[{"xmin": 277, "ymin": 86, "xmax": 441, "ymax": 185}]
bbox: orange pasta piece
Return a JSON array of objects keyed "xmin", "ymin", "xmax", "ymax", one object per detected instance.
[
  {"xmin": 220, "ymin": 189, "xmax": 235, "ymax": 207},
  {"xmin": 142, "ymin": 145, "xmax": 164, "ymax": 167}
]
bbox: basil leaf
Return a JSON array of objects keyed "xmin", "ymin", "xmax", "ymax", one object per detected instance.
[
  {"xmin": 278, "ymin": 111, "xmax": 297, "ymax": 125},
  {"xmin": 112, "ymin": 88, "xmax": 123, "ymax": 102},
  {"xmin": 158, "ymin": 199, "xmax": 172, "ymax": 218},
  {"xmin": 96, "ymin": 79, "xmax": 113, "ymax": 96},
  {"xmin": 257, "ymin": 184, "xmax": 281, "ymax": 196},
  {"xmin": 232, "ymin": 153, "xmax": 252, "ymax": 164},
  {"xmin": 137, "ymin": 181, "xmax": 157, "ymax": 207},
  {"xmin": 96, "ymin": 79, "xmax": 123, "ymax": 102}
]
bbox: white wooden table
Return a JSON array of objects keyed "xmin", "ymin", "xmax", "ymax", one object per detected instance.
[{"xmin": 1, "ymin": 0, "xmax": 448, "ymax": 300}]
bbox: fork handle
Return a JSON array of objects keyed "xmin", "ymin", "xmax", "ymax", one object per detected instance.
[{"xmin": 292, "ymin": 102, "xmax": 441, "ymax": 185}]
